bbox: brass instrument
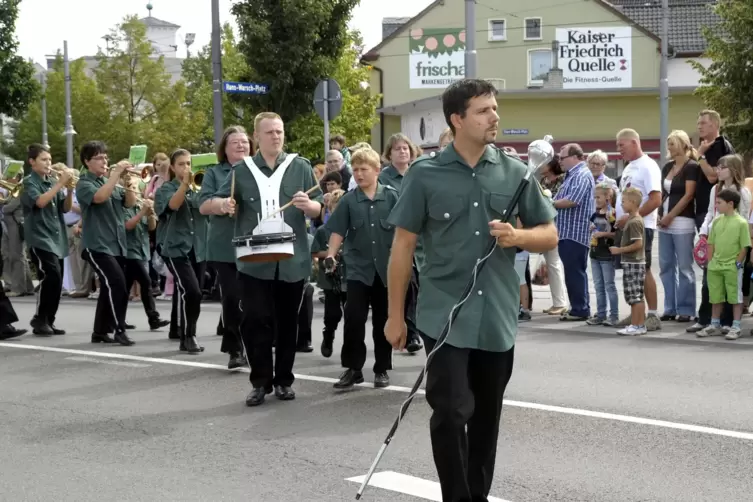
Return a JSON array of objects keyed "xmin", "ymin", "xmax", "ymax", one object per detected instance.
[
  {"xmin": 0, "ymin": 179, "xmax": 21, "ymax": 203},
  {"xmin": 49, "ymin": 164, "xmax": 79, "ymax": 189},
  {"xmin": 140, "ymin": 164, "xmax": 153, "ymax": 183},
  {"xmin": 190, "ymin": 170, "xmax": 204, "ymax": 191}
]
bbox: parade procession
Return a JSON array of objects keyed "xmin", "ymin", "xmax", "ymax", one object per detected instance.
[{"xmin": 2, "ymin": 0, "xmax": 753, "ymax": 501}]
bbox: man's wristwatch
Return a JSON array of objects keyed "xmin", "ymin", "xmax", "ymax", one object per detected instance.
[
  {"xmin": 699, "ymin": 155, "xmax": 706, "ymax": 162},
  {"xmin": 736, "ymin": 261, "xmax": 743, "ymax": 269}
]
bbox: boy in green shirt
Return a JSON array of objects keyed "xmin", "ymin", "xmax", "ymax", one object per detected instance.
[{"xmin": 698, "ymin": 188, "xmax": 751, "ymax": 340}]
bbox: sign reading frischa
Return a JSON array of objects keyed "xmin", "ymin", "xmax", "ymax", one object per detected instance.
[
  {"xmin": 409, "ymin": 28, "xmax": 466, "ymax": 89},
  {"xmin": 555, "ymin": 27, "xmax": 632, "ymax": 89}
]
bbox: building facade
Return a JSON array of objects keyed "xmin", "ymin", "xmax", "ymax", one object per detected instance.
[{"xmin": 363, "ymin": 0, "xmax": 719, "ymax": 175}]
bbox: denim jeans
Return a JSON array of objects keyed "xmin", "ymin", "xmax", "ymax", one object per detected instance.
[
  {"xmin": 558, "ymin": 239, "xmax": 590, "ymax": 318},
  {"xmin": 591, "ymin": 259, "xmax": 618, "ymax": 321},
  {"xmin": 658, "ymin": 231, "xmax": 696, "ymax": 316}
]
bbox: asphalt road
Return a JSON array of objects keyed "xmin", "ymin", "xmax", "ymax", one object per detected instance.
[{"xmin": 1, "ymin": 296, "xmax": 752, "ymax": 501}]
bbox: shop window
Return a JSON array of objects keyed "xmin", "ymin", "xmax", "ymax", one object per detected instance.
[
  {"xmin": 524, "ymin": 18, "xmax": 542, "ymax": 40},
  {"xmin": 488, "ymin": 19, "xmax": 507, "ymax": 41},
  {"xmin": 527, "ymin": 49, "xmax": 553, "ymax": 86}
]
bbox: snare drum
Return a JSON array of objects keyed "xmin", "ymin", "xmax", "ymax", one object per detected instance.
[{"xmin": 232, "ymin": 232, "xmax": 297, "ymax": 263}]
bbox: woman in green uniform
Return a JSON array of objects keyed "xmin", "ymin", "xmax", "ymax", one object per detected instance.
[{"xmin": 155, "ymin": 149, "xmax": 208, "ymax": 354}]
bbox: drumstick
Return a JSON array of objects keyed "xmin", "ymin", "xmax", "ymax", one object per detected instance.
[
  {"xmin": 262, "ymin": 184, "xmax": 322, "ymax": 221},
  {"xmin": 229, "ymin": 170, "xmax": 236, "ymax": 219}
]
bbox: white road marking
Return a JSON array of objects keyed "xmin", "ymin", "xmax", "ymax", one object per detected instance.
[
  {"xmin": 66, "ymin": 356, "xmax": 150, "ymax": 368},
  {"xmin": 2, "ymin": 342, "xmax": 753, "ymax": 441},
  {"xmin": 346, "ymin": 471, "xmax": 510, "ymax": 502}
]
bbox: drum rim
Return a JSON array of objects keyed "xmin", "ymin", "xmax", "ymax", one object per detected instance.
[{"xmin": 232, "ymin": 232, "xmax": 297, "ymax": 246}]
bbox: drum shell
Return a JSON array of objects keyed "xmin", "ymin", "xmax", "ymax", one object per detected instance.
[{"xmin": 234, "ymin": 233, "xmax": 297, "ymax": 263}]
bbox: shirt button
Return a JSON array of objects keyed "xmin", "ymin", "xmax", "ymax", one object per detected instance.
[
  {"xmin": 475, "ymin": 231, "xmax": 480, "ymax": 236},
  {"xmin": 477, "ymin": 290, "xmax": 483, "ymax": 296},
  {"xmin": 371, "ymin": 223, "xmax": 374, "ymax": 227},
  {"xmin": 473, "ymin": 202, "xmax": 478, "ymax": 207},
  {"xmin": 250, "ymin": 197, "xmax": 254, "ymax": 201},
  {"xmin": 472, "ymin": 173, "xmax": 476, "ymax": 178},
  {"xmin": 372, "ymin": 241, "xmax": 376, "ymax": 244},
  {"xmin": 444, "ymin": 213, "xmax": 450, "ymax": 219},
  {"xmin": 190, "ymin": 231, "xmax": 194, "ymax": 235},
  {"xmin": 371, "ymin": 206, "xmax": 374, "ymax": 209}
]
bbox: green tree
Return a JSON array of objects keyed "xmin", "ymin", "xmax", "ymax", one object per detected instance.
[
  {"xmin": 93, "ymin": 15, "xmax": 200, "ymax": 159},
  {"xmin": 231, "ymin": 0, "xmax": 360, "ymax": 124},
  {"xmin": 182, "ymin": 23, "xmax": 253, "ymax": 152},
  {"xmin": 286, "ymin": 31, "xmax": 381, "ymax": 160},
  {"xmin": 692, "ymin": 0, "xmax": 753, "ymax": 153},
  {"xmin": 0, "ymin": 0, "xmax": 39, "ymax": 119},
  {"xmin": 3, "ymin": 56, "xmax": 110, "ymax": 164}
]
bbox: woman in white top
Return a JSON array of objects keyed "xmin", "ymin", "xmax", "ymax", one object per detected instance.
[
  {"xmin": 657, "ymin": 131, "xmax": 700, "ymax": 322},
  {"xmin": 688, "ymin": 154, "xmax": 751, "ymax": 333}
]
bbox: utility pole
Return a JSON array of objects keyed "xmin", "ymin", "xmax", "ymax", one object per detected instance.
[
  {"xmin": 210, "ymin": 0, "xmax": 224, "ymax": 146},
  {"xmin": 464, "ymin": 0, "xmax": 476, "ymax": 79},
  {"xmin": 63, "ymin": 41, "xmax": 75, "ymax": 169},
  {"xmin": 659, "ymin": 0, "xmax": 669, "ymax": 161},
  {"xmin": 40, "ymin": 72, "xmax": 48, "ymax": 148}
]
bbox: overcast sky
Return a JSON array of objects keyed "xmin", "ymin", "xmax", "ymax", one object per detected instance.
[{"xmin": 16, "ymin": 0, "xmax": 429, "ymax": 64}]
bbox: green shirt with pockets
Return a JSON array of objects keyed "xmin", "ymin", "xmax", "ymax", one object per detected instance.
[
  {"xmin": 708, "ymin": 212, "xmax": 751, "ymax": 271},
  {"xmin": 76, "ymin": 171, "xmax": 128, "ymax": 257},
  {"xmin": 378, "ymin": 164, "xmax": 426, "ymax": 270},
  {"xmin": 124, "ymin": 205, "xmax": 150, "ymax": 261},
  {"xmin": 311, "ymin": 223, "xmax": 347, "ymax": 292},
  {"xmin": 21, "ymin": 171, "xmax": 69, "ymax": 258},
  {"xmin": 215, "ymin": 152, "xmax": 321, "ymax": 283},
  {"xmin": 155, "ymin": 179, "xmax": 208, "ymax": 261},
  {"xmin": 198, "ymin": 161, "xmax": 237, "ymax": 263},
  {"xmin": 387, "ymin": 143, "xmax": 557, "ymax": 352},
  {"xmin": 326, "ymin": 183, "xmax": 398, "ymax": 286}
]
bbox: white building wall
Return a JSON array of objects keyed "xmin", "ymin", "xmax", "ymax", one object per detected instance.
[
  {"xmin": 668, "ymin": 57, "xmax": 711, "ymax": 88},
  {"xmin": 400, "ymin": 108, "xmax": 446, "ymax": 147}
]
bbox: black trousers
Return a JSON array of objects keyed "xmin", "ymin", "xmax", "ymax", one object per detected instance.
[
  {"xmin": 83, "ymin": 250, "xmax": 128, "ymax": 334},
  {"xmin": 297, "ymin": 282, "xmax": 314, "ymax": 347},
  {"xmin": 422, "ymin": 335, "xmax": 515, "ymax": 502},
  {"xmin": 323, "ymin": 289, "xmax": 347, "ymax": 333},
  {"xmin": 164, "ymin": 254, "xmax": 203, "ymax": 339},
  {"xmin": 0, "ymin": 287, "xmax": 18, "ymax": 327},
  {"xmin": 405, "ymin": 264, "xmax": 420, "ymax": 343},
  {"xmin": 342, "ymin": 277, "xmax": 392, "ymax": 374},
  {"xmin": 213, "ymin": 261, "xmax": 243, "ymax": 354},
  {"xmin": 240, "ymin": 273, "xmax": 303, "ymax": 389},
  {"xmin": 124, "ymin": 258, "xmax": 160, "ymax": 323},
  {"xmin": 29, "ymin": 248, "xmax": 63, "ymax": 326}
]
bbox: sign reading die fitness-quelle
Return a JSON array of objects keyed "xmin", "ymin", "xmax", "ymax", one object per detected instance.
[{"xmin": 555, "ymin": 27, "xmax": 632, "ymax": 89}]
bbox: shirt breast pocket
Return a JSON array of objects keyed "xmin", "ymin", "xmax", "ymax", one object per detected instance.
[
  {"xmin": 427, "ymin": 195, "xmax": 465, "ymax": 225},
  {"xmin": 346, "ymin": 218, "xmax": 367, "ymax": 247},
  {"xmin": 488, "ymin": 191, "xmax": 516, "ymax": 222}
]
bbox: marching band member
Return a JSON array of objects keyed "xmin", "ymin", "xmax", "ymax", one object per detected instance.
[
  {"xmin": 77, "ymin": 141, "xmax": 137, "ymax": 346},
  {"xmin": 378, "ymin": 133, "xmax": 423, "ymax": 353},
  {"xmin": 198, "ymin": 126, "xmax": 250, "ymax": 369},
  {"xmin": 0, "ymin": 201, "xmax": 26, "ymax": 340},
  {"xmin": 325, "ymin": 147, "xmax": 398, "ymax": 389},
  {"xmin": 123, "ymin": 174, "xmax": 168, "ymax": 330},
  {"xmin": 209, "ymin": 111, "xmax": 323, "ymax": 407},
  {"xmin": 155, "ymin": 149, "xmax": 208, "ymax": 354},
  {"xmin": 311, "ymin": 188, "xmax": 347, "ymax": 357},
  {"xmin": 21, "ymin": 146, "xmax": 73, "ymax": 335}
]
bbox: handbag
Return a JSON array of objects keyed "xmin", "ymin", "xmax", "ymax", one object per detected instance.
[{"xmin": 693, "ymin": 236, "xmax": 709, "ymax": 268}]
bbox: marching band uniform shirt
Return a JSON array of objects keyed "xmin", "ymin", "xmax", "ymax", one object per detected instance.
[
  {"xmin": 124, "ymin": 205, "xmax": 151, "ymax": 261},
  {"xmin": 216, "ymin": 151, "xmax": 321, "ymax": 283},
  {"xmin": 198, "ymin": 161, "xmax": 237, "ymax": 263},
  {"xmin": 21, "ymin": 171, "xmax": 69, "ymax": 258},
  {"xmin": 76, "ymin": 171, "xmax": 128, "ymax": 257},
  {"xmin": 387, "ymin": 144, "xmax": 556, "ymax": 352},
  {"xmin": 379, "ymin": 163, "xmax": 426, "ymax": 270},
  {"xmin": 154, "ymin": 179, "xmax": 208, "ymax": 261}
]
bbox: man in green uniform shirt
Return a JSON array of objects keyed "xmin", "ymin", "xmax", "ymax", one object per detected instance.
[
  {"xmin": 209, "ymin": 112, "xmax": 324, "ymax": 407},
  {"xmin": 385, "ymin": 79, "xmax": 558, "ymax": 502},
  {"xmin": 21, "ymin": 145, "xmax": 73, "ymax": 335}
]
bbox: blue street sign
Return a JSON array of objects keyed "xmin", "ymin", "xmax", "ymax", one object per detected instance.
[
  {"xmin": 503, "ymin": 129, "xmax": 529, "ymax": 135},
  {"xmin": 222, "ymin": 81, "xmax": 270, "ymax": 95}
]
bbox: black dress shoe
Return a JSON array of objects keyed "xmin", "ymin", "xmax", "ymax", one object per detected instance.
[
  {"xmin": 227, "ymin": 352, "xmax": 246, "ymax": 369},
  {"xmin": 333, "ymin": 369, "xmax": 364, "ymax": 389},
  {"xmin": 296, "ymin": 342, "xmax": 314, "ymax": 353},
  {"xmin": 0, "ymin": 325, "xmax": 27, "ymax": 340},
  {"xmin": 168, "ymin": 331, "xmax": 181, "ymax": 340},
  {"xmin": 114, "ymin": 331, "xmax": 135, "ymax": 346},
  {"xmin": 91, "ymin": 332, "xmax": 116, "ymax": 344},
  {"xmin": 374, "ymin": 372, "xmax": 390, "ymax": 388},
  {"xmin": 50, "ymin": 325, "xmax": 66, "ymax": 335},
  {"xmin": 149, "ymin": 319, "xmax": 170, "ymax": 330},
  {"xmin": 245, "ymin": 387, "xmax": 271, "ymax": 406},
  {"xmin": 320, "ymin": 330, "xmax": 334, "ymax": 358},
  {"xmin": 406, "ymin": 337, "xmax": 422, "ymax": 354},
  {"xmin": 274, "ymin": 385, "xmax": 295, "ymax": 400},
  {"xmin": 31, "ymin": 318, "xmax": 53, "ymax": 336},
  {"xmin": 125, "ymin": 323, "xmax": 136, "ymax": 330},
  {"xmin": 182, "ymin": 336, "xmax": 204, "ymax": 354}
]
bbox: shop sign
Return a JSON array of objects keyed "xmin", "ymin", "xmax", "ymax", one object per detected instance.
[
  {"xmin": 555, "ymin": 27, "xmax": 632, "ymax": 89},
  {"xmin": 409, "ymin": 28, "xmax": 466, "ymax": 89}
]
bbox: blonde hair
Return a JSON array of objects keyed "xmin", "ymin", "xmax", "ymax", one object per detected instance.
[
  {"xmin": 253, "ymin": 112, "xmax": 282, "ymax": 131},
  {"xmin": 351, "ymin": 147, "xmax": 381, "ymax": 170},
  {"xmin": 349, "ymin": 142, "xmax": 372, "ymax": 152},
  {"xmin": 699, "ymin": 109, "xmax": 721, "ymax": 127},
  {"xmin": 314, "ymin": 164, "xmax": 325, "ymax": 179},
  {"xmin": 616, "ymin": 128, "xmax": 640, "ymax": 141},
  {"xmin": 718, "ymin": 154, "xmax": 745, "ymax": 190},
  {"xmin": 587, "ymin": 150, "xmax": 608, "ymax": 165},
  {"xmin": 667, "ymin": 130, "xmax": 699, "ymax": 160},
  {"xmin": 622, "ymin": 186, "xmax": 643, "ymax": 206},
  {"xmin": 383, "ymin": 133, "xmax": 422, "ymax": 162},
  {"xmin": 438, "ymin": 128, "xmax": 453, "ymax": 146}
]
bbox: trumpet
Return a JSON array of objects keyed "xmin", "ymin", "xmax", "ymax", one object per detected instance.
[
  {"xmin": 190, "ymin": 170, "xmax": 204, "ymax": 191},
  {"xmin": 0, "ymin": 179, "xmax": 21, "ymax": 203},
  {"xmin": 139, "ymin": 164, "xmax": 153, "ymax": 183},
  {"xmin": 49, "ymin": 164, "xmax": 79, "ymax": 188}
]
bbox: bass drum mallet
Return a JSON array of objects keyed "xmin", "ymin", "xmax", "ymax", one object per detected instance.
[{"xmin": 355, "ymin": 135, "xmax": 555, "ymax": 500}]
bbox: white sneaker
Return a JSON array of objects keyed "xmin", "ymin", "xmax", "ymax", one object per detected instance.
[
  {"xmin": 617, "ymin": 325, "xmax": 647, "ymax": 336},
  {"xmin": 725, "ymin": 327, "xmax": 741, "ymax": 340},
  {"xmin": 696, "ymin": 325, "xmax": 722, "ymax": 337}
]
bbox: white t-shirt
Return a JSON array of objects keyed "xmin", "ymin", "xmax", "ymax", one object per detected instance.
[{"xmin": 615, "ymin": 154, "xmax": 662, "ymax": 229}]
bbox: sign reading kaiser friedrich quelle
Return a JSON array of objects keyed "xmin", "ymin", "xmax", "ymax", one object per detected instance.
[
  {"xmin": 555, "ymin": 27, "xmax": 632, "ymax": 89},
  {"xmin": 409, "ymin": 28, "xmax": 466, "ymax": 89}
]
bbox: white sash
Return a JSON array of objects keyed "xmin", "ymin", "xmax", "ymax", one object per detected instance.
[{"xmin": 244, "ymin": 153, "xmax": 298, "ymax": 235}]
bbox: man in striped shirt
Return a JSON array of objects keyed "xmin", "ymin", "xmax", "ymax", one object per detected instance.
[{"xmin": 554, "ymin": 143, "xmax": 595, "ymax": 321}]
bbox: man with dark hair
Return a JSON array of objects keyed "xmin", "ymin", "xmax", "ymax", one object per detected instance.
[{"xmin": 385, "ymin": 79, "xmax": 558, "ymax": 502}]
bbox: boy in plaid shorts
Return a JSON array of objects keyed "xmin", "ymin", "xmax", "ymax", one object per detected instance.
[
  {"xmin": 697, "ymin": 189, "xmax": 751, "ymax": 340},
  {"xmin": 610, "ymin": 187, "xmax": 646, "ymax": 335}
]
